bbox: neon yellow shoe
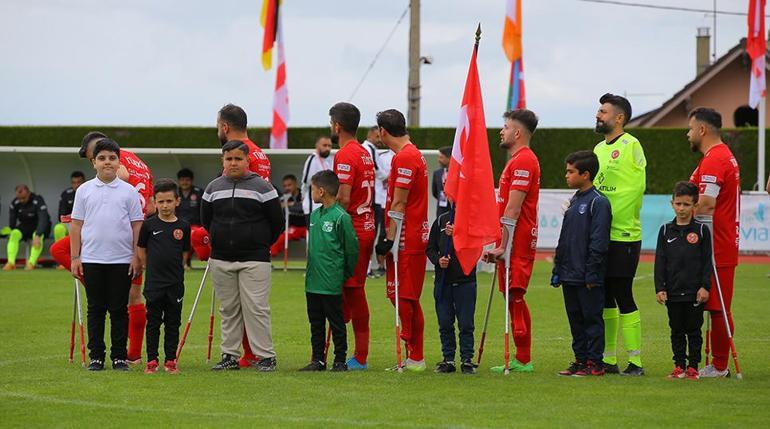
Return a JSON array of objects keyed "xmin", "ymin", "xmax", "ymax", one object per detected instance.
[
  {"xmin": 405, "ymin": 358, "xmax": 426, "ymax": 372},
  {"xmin": 490, "ymin": 360, "xmax": 534, "ymax": 373}
]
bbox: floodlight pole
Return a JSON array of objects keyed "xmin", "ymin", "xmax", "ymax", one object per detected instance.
[{"xmin": 408, "ymin": 0, "xmax": 420, "ymax": 127}]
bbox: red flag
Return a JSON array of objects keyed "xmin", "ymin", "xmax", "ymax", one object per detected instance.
[
  {"xmin": 748, "ymin": 0, "xmax": 766, "ymax": 108},
  {"xmin": 270, "ymin": 12, "xmax": 289, "ymax": 149},
  {"xmin": 261, "ymin": 0, "xmax": 278, "ymax": 70},
  {"xmin": 444, "ymin": 40, "xmax": 501, "ymax": 275}
]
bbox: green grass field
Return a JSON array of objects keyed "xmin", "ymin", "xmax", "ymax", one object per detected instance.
[{"xmin": 1, "ymin": 262, "xmax": 769, "ymax": 428}]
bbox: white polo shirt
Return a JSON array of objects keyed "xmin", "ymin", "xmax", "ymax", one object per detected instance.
[{"xmin": 71, "ymin": 176, "xmax": 144, "ymax": 264}]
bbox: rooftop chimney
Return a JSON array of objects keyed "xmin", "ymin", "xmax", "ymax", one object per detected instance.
[{"xmin": 696, "ymin": 27, "xmax": 711, "ymax": 75}]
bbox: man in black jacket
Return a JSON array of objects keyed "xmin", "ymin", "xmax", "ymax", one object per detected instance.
[
  {"xmin": 654, "ymin": 181, "xmax": 711, "ymax": 380},
  {"xmin": 426, "ymin": 209, "xmax": 477, "ymax": 374},
  {"xmin": 202, "ymin": 140, "xmax": 284, "ymax": 371},
  {"xmin": 3, "ymin": 184, "xmax": 51, "ymax": 271},
  {"xmin": 551, "ymin": 151, "xmax": 611, "ymax": 377},
  {"xmin": 431, "ymin": 146, "xmax": 451, "ymax": 220}
]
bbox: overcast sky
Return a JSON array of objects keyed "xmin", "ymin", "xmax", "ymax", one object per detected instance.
[{"xmin": 0, "ymin": 0, "xmax": 754, "ymax": 128}]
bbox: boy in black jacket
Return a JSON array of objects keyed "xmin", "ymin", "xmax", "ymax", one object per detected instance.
[
  {"xmin": 551, "ymin": 151, "xmax": 611, "ymax": 377},
  {"xmin": 426, "ymin": 209, "xmax": 477, "ymax": 374},
  {"xmin": 655, "ymin": 181, "xmax": 711, "ymax": 380}
]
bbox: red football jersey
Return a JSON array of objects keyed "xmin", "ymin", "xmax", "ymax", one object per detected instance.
[
  {"xmin": 243, "ymin": 138, "xmax": 271, "ymax": 181},
  {"xmin": 120, "ymin": 150, "xmax": 154, "ymax": 216},
  {"xmin": 689, "ymin": 143, "xmax": 740, "ymax": 267},
  {"xmin": 497, "ymin": 146, "xmax": 540, "ymax": 260},
  {"xmin": 334, "ymin": 140, "xmax": 375, "ymax": 232},
  {"xmin": 385, "ymin": 143, "xmax": 429, "ymax": 254}
]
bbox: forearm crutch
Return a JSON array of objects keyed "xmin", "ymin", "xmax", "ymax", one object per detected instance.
[
  {"xmin": 500, "ymin": 217, "xmax": 516, "ymax": 375},
  {"xmin": 75, "ymin": 278, "xmax": 86, "ymax": 366},
  {"xmin": 388, "ymin": 210, "xmax": 406, "ymax": 373},
  {"xmin": 176, "ymin": 263, "xmax": 210, "ymax": 361},
  {"xmin": 206, "ymin": 286, "xmax": 216, "ymax": 362},
  {"xmin": 476, "ymin": 265, "xmax": 498, "ymax": 366}
]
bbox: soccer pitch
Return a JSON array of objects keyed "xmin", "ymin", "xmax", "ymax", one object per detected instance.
[{"xmin": 1, "ymin": 262, "xmax": 769, "ymax": 428}]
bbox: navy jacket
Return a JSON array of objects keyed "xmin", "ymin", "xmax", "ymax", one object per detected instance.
[
  {"xmin": 426, "ymin": 211, "xmax": 476, "ymax": 286},
  {"xmin": 654, "ymin": 219, "xmax": 712, "ymax": 302},
  {"xmin": 553, "ymin": 187, "xmax": 612, "ymax": 286}
]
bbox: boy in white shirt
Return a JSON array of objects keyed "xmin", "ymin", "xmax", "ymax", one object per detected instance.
[{"xmin": 70, "ymin": 139, "xmax": 144, "ymax": 371}]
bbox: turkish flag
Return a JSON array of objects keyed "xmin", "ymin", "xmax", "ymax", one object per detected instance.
[
  {"xmin": 444, "ymin": 41, "xmax": 501, "ymax": 275},
  {"xmin": 748, "ymin": 0, "xmax": 766, "ymax": 108}
]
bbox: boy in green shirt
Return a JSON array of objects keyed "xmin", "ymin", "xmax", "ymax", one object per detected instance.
[{"xmin": 300, "ymin": 170, "xmax": 359, "ymax": 372}]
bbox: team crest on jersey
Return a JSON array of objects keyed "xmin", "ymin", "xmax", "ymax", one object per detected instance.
[
  {"xmin": 202, "ymin": 235, "xmax": 210, "ymax": 245},
  {"xmin": 173, "ymin": 229, "xmax": 184, "ymax": 240},
  {"xmin": 191, "ymin": 194, "xmax": 197, "ymax": 201},
  {"xmin": 611, "ymin": 150, "xmax": 620, "ymax": 159},
  {"xmin": 686, "ymin": 232, "xmax": 698, "ymax": 244},
  {"xmin": 578, "ymin": 203, "xmax": 587, "ymax": 214},
  {"xmin": 337, "ymin": 164, "xmax": 351, "ymax": 172},
  {"xmin": 322, "ymin": 221, "xmax": 334, "ymax": 232}
]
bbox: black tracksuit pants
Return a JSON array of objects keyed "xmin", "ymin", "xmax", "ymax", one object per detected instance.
[
  {"xmin": 666, "ymin": 301, "xmax": 704, "ymax": 369},
  {"xmin": 82, "ymin": 263, "xmax": 132, "ymax": 361},
  {"xmin": 144, "ymin": 284, "xmax": 184, "ymax": 363},
  {"xmin": 434, "ymin": 280, "xmax": 476, "ymax": 362},
  {"xmin": 562, "ymin": 283, "xmax": 605, "ymax": 363},
  {"xmin": 306, "ymin": 292, "xmax": 346, "ymax": 363}
]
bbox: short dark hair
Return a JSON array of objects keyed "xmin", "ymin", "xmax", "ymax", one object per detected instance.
[
  {"xmin": 503, "ymin": 109, "xmax": 539, "ymax": 134},
  {"xmin": 672, "ymin": 181, "xmax": 699, "ymax": 203},
  {"xmin": 71, "ymin": 171, "xmax": 85, "ymax": 180},
  {"xmin": 221, "ymin": 140, "xmax": 249, "ymax": 155},
  {"xmin": 329, "ymin": 102, "xmax": 360, "ymax": 134},
  {"xmin": 154, "ymin": 178, "xmax": 179, "ymax": 197},
  {"xmin": 218, "ymin": 104, "xmax": 248, "ymax": 131},
  {"xmin": 177, "ymin": 168, "xmax": 194, "ymax": 179},
  {"xmin": 369, "ymin": 125, "xmax": 379, "ymax": 132},
  {"xmin": 15, "ymin": 184, "xmax": 29, "ymax": 192},
  {"xmin": 565, "ymin": 150, "xmax": 600, "ymax": 181},
  {"xmin": 93, "ymin": 138, "xmax": 120, "ymax": 158},
  {"xmin": 311, "ymin": 170, "xmax": 340, "ymax": 196},
  {"xmin": 438, "ymin": 146, "xmax": 452, "ymax": 157},
  {"xmin": 689, "ymin": 107, "xmax": 722, "ymax": 130},
  {"xmin": 79, "ymin": 131, "xmax": 108, "ymax": 158},
  {"xmin": 599, "ymin": 93, "xmax": 632, "ymax": 125},
  {"xmin": 376, "ymin": 109, "xmax": 407, "ymax": 137},
  {"xmin": 282, "ymin": 174, "xmax": 298, "ymax": 182}
]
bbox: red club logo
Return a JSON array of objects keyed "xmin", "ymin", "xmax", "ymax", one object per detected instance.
[
  {"xmin": 191, "ymin": 194, "xmax": 197, "ymax": 201},
  {"xmin": 686, "ymin": 232, "xmax": 698, "ymax": 244},
  {"xmin": 173, "ymin": 229, "xmax": 184, "ymax": 240},
  {"xmin": 611, "ymin": 150, "xmax": 620, "ymax": 159}
]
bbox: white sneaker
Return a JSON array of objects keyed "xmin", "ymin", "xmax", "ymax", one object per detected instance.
[
  {"xmin": 698, "ymin": 364, "xmax": 730, "ymax": 378},
  {"xmin": 405, "ymin": 358, "xmax": 426, "ymax": 372}
]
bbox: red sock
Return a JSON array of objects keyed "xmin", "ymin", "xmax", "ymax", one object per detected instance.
[
  {"xmin": 127, "ymin": 304, "xmax": 146, "ymax": 361},
  {"xmin": 710, "ymin": 311, "xmax": 734, "ymax": 371},
  {"xmin": 242, "ymin": 330, "xmax": 257, "ymax": 361},
  {"xmin": 508, "ymin": 289, "xmax": 531, "ymax": 364},
  {"xmin": 409, "ymin": 300, "xmax": 424, "ymax": 361},
  {"xmin": 270, "ymin": 232, "xmax": 286, "ymax": 257},
  {"xmin": 343, "ymin": 287, "xmax": 370, "ymax": 364}
]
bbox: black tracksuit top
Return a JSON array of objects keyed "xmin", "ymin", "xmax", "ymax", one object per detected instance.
[
  {"xmin": 426, "ymin": 211, "xmax": 476, "ymax": 286},
  {"xmin": 654, "ymin": 219, "xmax": 712, "ymax": 302}
]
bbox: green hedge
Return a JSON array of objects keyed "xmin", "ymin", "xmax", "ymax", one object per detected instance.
[{"xmin": 1, "ymin": 126, "xmax": 766, "ymax": 194}]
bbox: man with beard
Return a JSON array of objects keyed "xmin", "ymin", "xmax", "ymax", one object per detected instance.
[
  {"xmin": 592, "ymin": 93, "xmax": 647, "ymax": 376},
  {"xmin": 686, "ymin": 107, "xmax": 740, "ymax": 378},
  {"xmin": 190, "ymin": 103, "xmax": 273, "ymax": 368},
  {"xmin": 300, "ymin": 136, "xmax": 334, "ymax": 218},
  {"xmin": 329, "ymin": 102, "xmax": 376, "ymax": 370},
  {"xmin": 485, "ymin": 109, "xmax": 541, "ymax": 373}
]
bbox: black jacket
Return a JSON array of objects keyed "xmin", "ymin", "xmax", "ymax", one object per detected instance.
[
  {"xmin": 9, "ymin": 193, "xmax": 51, "ymax": 238},
  {"xmin": 58, "ymin": 187, "xmax": 76, "ymax": 219},
  {"xmin": 553, "ymin": 187, "xmax": 611, "ymax": 286},
  {"xmin": 201, "ymin": 172, "xmax": 283, "ymax": 262},
  {"xmin": 426, "ymin": 211, "xmax": 476, "ymax": 286},
  {"xmin": 178, "ymin": 186, "xmax": 204, "ymax": 226},
  {"xmin": 654, "ymin": 219, "xmax": 712, "ymax": 302}
]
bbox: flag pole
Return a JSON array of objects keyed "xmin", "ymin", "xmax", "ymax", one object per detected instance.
[
  {"xmin": 759, "ymin": 93, "xmax": 766, "ymax": 191},
  {"xmin": 475, "ymin": 23, "xmax": 481, "ymax": 51}
]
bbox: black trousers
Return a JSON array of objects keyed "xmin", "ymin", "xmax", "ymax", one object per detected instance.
[
  {"xmin": 144, "ymin": 284, "xmax": 184, "ymax": 362},
  {"xmin": 434, "ymin": 280, "xmax": 476, "ymax": 362},
  {"xmin": 604, "ymin": 241, "xmax": 641, "ymax": 313},
  {"xmin": 306, "ymin": 292, "xmax": 346, "ymax": 363},
  {"xmin": 563, "ymin": 283, "xmax": 605, "ymax": 363},
  {"xmin": 666, "ymin": 301, "xmax": 704, "ymax": 369},
  {"xmin": 82, "ymin": 263, "xmax": 132, "ymax": 361}
]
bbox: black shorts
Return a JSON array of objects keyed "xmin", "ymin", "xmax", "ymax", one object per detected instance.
[{"xmin": 605, "ymin": 241, "xmax": 641, "ymax": 278}]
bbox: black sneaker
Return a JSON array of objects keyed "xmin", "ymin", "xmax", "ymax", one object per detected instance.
[
  {"xmin": 621, "ymin": 362, "xmax": 645, "ymax": 376},
  {"xmin": 603, "ymin": 363, "xmax": 620, "ymax": 374},
  {"xmin": 331, "ymin": 362, "xmax": 348, "ymax": 372},
  {"xmin": 558, "ymin": 361, "xmax": 583, "ymax": 376},
  {"xmin": 212, "ymin": 354, "xmax": 240, "ymax": 371},
  {"xmin": 112, "ymin": 359, "xmax": 129, "ymax": 371},
  {"xmin": 460, "ymin": 360, "xmax": 477, "ymax": 375},
  {"xmin": 434, "ymin": 360, "xmax": 456, "ymax": 373},
  {"xmin": 255, "ymin": 356, "xmax": 277, "ymax": 372},
  {"xmin": 299, "ymin": 360, "xmax": 326, "ymax": 371},
  {"xmin": 87, "ymin": 359, "xmax": 104, "ymax": 371}
]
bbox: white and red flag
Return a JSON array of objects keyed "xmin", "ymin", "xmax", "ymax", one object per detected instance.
[
  {"xmin": 444, "ymin": 33, "xmax": 501, "ymax": 275},
  {"xmin": 748, "ymin": 0, "xmax": 766, "ymax": 109},
  {"xmin": 269, "ymin": 8, "xmax": 289, "ymax": 149}
]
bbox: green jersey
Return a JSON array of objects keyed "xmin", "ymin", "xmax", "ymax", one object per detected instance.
[
  {"xmin": 593, "ymin": 132, "xmax": 646, "ymax": 242},
  {"xmin": 305, "ymin": 203, "xmax": 359, "ymax": 295}
]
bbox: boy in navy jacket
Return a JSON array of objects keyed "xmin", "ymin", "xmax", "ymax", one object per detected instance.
[
  {"xmin": 654, "ymin": 181, "xmax": 711, "ymax": 380},
  {"xmin": 551, "ymin": 150, "xmax": 611, "ymax": 376}
]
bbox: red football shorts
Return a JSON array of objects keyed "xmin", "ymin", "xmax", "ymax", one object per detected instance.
[
  {"xmin": 705, "ymin": 265, "xmax": 735, "ymax": 313},
  {"xmin": 497, "ymin": 256, "xmax": 534, "ymax": 292},
  {"xmin": 344, "ymin": 230, "xmax": 374, "ymax": 288},
  {"xmin": 386, "ymin": 252, "xmax": 427, "ymax": 301}
]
